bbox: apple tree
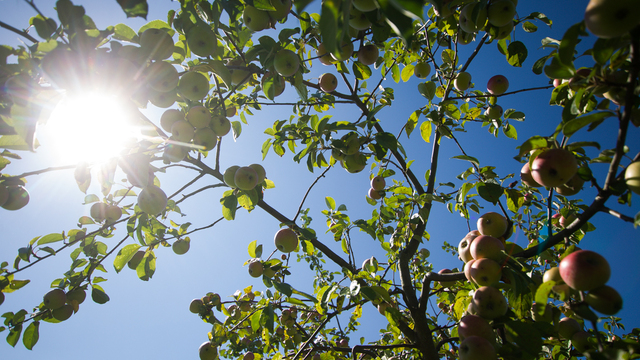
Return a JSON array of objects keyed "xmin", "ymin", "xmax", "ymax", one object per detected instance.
[{"xmin": 1, "ymin": 0, "xmax": 640, "ymax": 359}]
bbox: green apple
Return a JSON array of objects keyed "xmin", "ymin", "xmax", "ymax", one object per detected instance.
[
  {"xmin": 248, "ymin": 261, "xmax": 264, "ymax": 277},
  {"xmin": 194, "ymin": 128, "xmax": 218, "ymax": 151},
  {"xmin": 349, "ymin": 8, "xmax": 372, "ymax": 30},
  {"xmin": 163, "ymin": 142, "xmax": 188, "ymax": 163},
  {"xmin": 243, "ymin": 5, "xmax": 272, "ymax": 32},
  {"xmin": 145, "ymin": 61, "xmax": 179, "ymax": 92},
  {"xmin": 171, "ymin": 120, "xmax": 195, "ymax": 143},
  {"xmin": 128, "ymin": 251, "xmax": 145, "ymax": 270},
  {"xmin": 228, "ymin": 58, "xmax": 252, "ymax": 86},
  {"xmin": 477, "ymin": 212, "xmax": 508, "ymax": 238},
  {"xmin": 458, "ymin": 31, "xmax": 475, "ymax": 45},
  {"xmin": 371, "ymin": 176, "xmax": 385, "ymax": 190},
  {"xmin": 530, "ymin": 148, "xmax": 578, "ymax": 188},
  {"xmin": 319, "ymin": 73, "xmax": 338, "ymax": 92},
  {"xmin": 487, "ymin": 75, "xmax": 509, "ymax": 95},
  {"xmin": 160, "ymin": 109, "xmax": 185, "ymax": 133},
  {"xmin": 1, "ymin": 185, "xmax": 30, "ymax": 211},
  {"xmin": 199, "ymin": 342, "xmax": 218, "ymax": 360},
  {"xmin": 177, "ymin": 71, "xmax": 210, "ymax": 101},
  {"xmin": 105, "ymin": 205, "xmax": 122, "ymax": 224},
  {"xmin": 571, "ymin": 331, "xmax": 592, "ymax": 353},
  {"xmin": 459, "ymin": 3, "xmax": 488, "ymax": 33},
  {"xmin": 66, "ymin": 289, "xmax": 86, "ymax": 305},
  {"xmin": 187, "ymin": 106, "xmax": 212, "ymax": 129},
  {"xmin": 470, "ymin": 235, "xmax": 505, "ymax": 261},
  {"xmin": 559, "ymin": 250, "xmax": 610, "ymax": 291},
  {"xmin": 234, "ymin": 166, "xmax": 259, "ymax": 190},
  {"xmin": 317, "ymin": 43, "xmax": 336, "ymax": 65},
  {"xmin": 331, "ymin": 41, "xmax": 354, "ymax": 62},
  {"xmin": 52, "ymin": 304, "xmax": 74, "ymax": 321},
  {"xmin": 342, "ymin": 153, "xmax": 367, "ymax": 173},
  {"xmin": 186, "ymin": 25, "xmax": 217, "ymax": 57},
  {"xmin": 340, "ymin": 132, "xmax": 361, "ymax": 155},
  {"xmin": 224, "ymin": 166, "xmax": 240, "ymax": 188},
  {"xmin": 0, "ymin": 183, "xmax": 8, "ymax": 207},
  {"xmin": 471, "ymin": 286, "xmax": 508, "ymax": 320},
  {"xmin": 269, "ymin": 0, "xmax": 292, "ymax": 21},
  {"xmin": 149, "ymin": 88, "xmax": 178, "ymax": 108},
  {"xmin": 413, "ymin": 62, "xmax": 431, "ymax": 79},
  {"xmin": 584, "ymin": 0, "xmax": 640, "ymax": 38},
  {"xmin": 625, "ymin": 161, "xmax": 640, "ymax": 194},
  {"xmin": 189, "ymin": 298, "xmax": 205, "ymax": 314},
  {"xmin": 487, "ymin": 0, "xmax": 516, "ymax": 27},
  {"xmin": 520, "ymin": 162, "xmax": 542, "ymax": 187},
  {"xmin": 585, "ymin": 285, "xmax": 623, "ymax": 315},
  {"xmin": 468, "ymin": 258, "xmax": 502, "ymax": 286},
  {"xmin": 139, "ymin": 28, "xmax": 174, "ymax": 61},
  {"xmin": 172, "ymin": 239, "xmax": 190, "ymax": 255},
  {"xmin": 261, "ymin": 71, "xmax": 286, "ymax": 99},
  {"xmin": 454, "ymin": 71, "xmax": 472, "ymax": 91},
  {"xmin": 274, "ymin": 228, "xmax": 298, "ymax": 253},
  {"xmin": 555, "ymin": 172, "xmax": 585, "ymax": 196},
  {"xmin": 211, "ymin": 116, "xmax": 231, "ymax": 137},
  {"xmin": 137, "ymin": 184, "xmax": 168, "ymax": 215},
  {"xmin": 558, "ymin": 317, "xmax": 582, "ymax": 340},
  {"xmin": 274, "ymin": 49, "xmax": 300, "ymax": 77},
  {"xmin": 458, "ymin": 315, "xmax": 495, "ymax": 343},
  {"xmin": 357, "ymin": 44, "xmax": 379, "ymax": 66},
  {"xmin": 459, "ymin": 336, "xmax": 497, "ymax": 360},
  {"xmin": 43, "ymin": 288, "xmax": 67, "ymax": 310},
  {"xmin": 493, "ymin": 21, "xmax": 514, "ymax": 39},
  {"xmin": 353, "ymin": 0, "xmax": 378, "ymax": 12},
  {"xmin": 332, "ymin": 148, "xmax": 346, "ymax": 161},
  {"xmin": 90, "ymin": 202, "xmax": 108, "ymax": 222},
  {"xmin": 249, "ymin": 164, "xmax": 266, "ymax": 184},
  {"xmin": 484, "ymin": 105, "xmax": 503, "ymax": 119},
  {"xmin": 459, "ymin": 230, "xmax": 480, "ymax": 263}
]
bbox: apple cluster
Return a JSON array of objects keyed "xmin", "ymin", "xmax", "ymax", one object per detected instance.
[
  {"xmin": 88, "ymin": 202, "xmax": 122, "ymax": 224},
  {"xmin": 368, "ymin": 175, "xmax": 386, "ymax": 201},
  {"xmin": 331, "ymin": 132, "xmax": 368, "ymax": 174},
  {"xmin": 0, "ymin": 181, "xmax": 30, "ymax": 211},
  {"xmin": 223, "ymin": 164, "xmax": 267, "ymax": 191},
  {"xmin": 242, "ymin": 0, "xmax": 292, "ymax": 32},
  {"xmin": 41, "ymin": 287, "xmax": 86, "ymax": 322}
]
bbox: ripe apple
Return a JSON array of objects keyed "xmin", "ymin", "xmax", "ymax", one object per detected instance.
[
  {"xmin": 261, "ymin": 71, "xmax": 286, "ymax": 99},
  {"xmin": 224, "ymin": 166, "xmax": 240, "ymax": 188},
  {"xmin": 173, "ymin": 239, "xmax": 190, "ymax": 255},
  {"xmin": 274, "ymin": 228, "xmax": 298, "ymax": 253},
  {"xmin": 52, "ymin": 304, "xmax": 74, "ymax": 321},
  {"xmin": 559, "ymin": 249, "xmax": 610, "ymax": 291},
  {"xmin": 487, "ymin": 0, "xmax": 516, "ymax": 27},
  {"xmin": 530, "ymin": 148, "xmax": 578, "ymax": 188},
  {"xmin": 1, "ymin": 185, "xmax": 30, "ymax": 210},
  {"xmin": 234, "ymin": 166, "xmax": 259, "ymax": 190},
  {"xmin": 357, "ymin": 44, "xmax": 379, "ymax": 66},
  {"xmin": 342, "ymin": 153, "xmax": 367, "ymax": 173},
  {"xmin": 469, "ymin": 258, "xmax": 502, "ymax": 286},
  {"xmin": 520, "ymin": 162, "xmax": 542, "ymax": 187},
  {"xmin": 43, "ymin": 288, "xmax": 67, "ymax": 310},
  {"xmin": 274, "ymin": 49, "xmax": 300, "ymax": 77},
  {"xmin": 349, "ymin": 8, "xmax": 372, "ymax": 30},
  {"xmin": 160, "ymin": 109, "xmax": 185, "ymax": 133},
  {"xmin": 454, "ymin": 71, "xmax": 472, "ymax": 91},
  {"xmin": 459, "ymin": 230, "xmax": 480, "ymax": 263},
  {"xmin": 371, "ymin": 176, "xmax": 385, "ymax": 190},
  {"xmin": 331, "ymin": 41, "xmax": 354, "ymax": 62},
  {"xmin": 484, "ymin": 105, "xmax": 503, "ymax": 119},
  {"xmin": 90, "ymin": 202, "xmax": 109, "ymax": 222},
  {"xmin": 269, "ymin": 0, "xmax": 292, "ymax": 21},
  {"xmin": 248, "ymin": 261, "xmax": 264, "ymax": 277},
  {"xmin": 199, "ymin": 341, "xmax": 218, "ymax": 360},
  {"xmin": 66, "ymin": 289, "xmax": 86, "ymax": 305},
  {"xmin": 414, "ymin": 62, "xmax": 431, "ymax": 79},
  {"xmin": 177, "ymin": 71, "xmax": 209, "ymax": 101},
  {"xmin": 316, "ymin": 43, "xmax": 336, "ymax": 65},
  {"xmin": 186, "ymin": 25, "xmax": 217, "ymax": 57},
  {"xmin": 368, "ymin": 188, "xmax": 382, "ymax": 200},
  {"xmin": 187, "ymin": 106, "xmax": 212, "ymax": 129},
  {"xmin": 459, "ymin": 3, "xmax": 488, "ymax": 33},
  {"xmin": 137, "ymin": 185, "xmax": 168, "ymax": 215},
  {"xmin": 459, "ymin": 335, "xmax": 497, "ymax": 360},
  {"xmin": 558, "ymin": 317, "xmax": 582, "ymax": 340},
  {"xmin": 585, "ymin": 285, "xmax": 623, "ymax": 315},
  {"xmin": 625, "ymin": 161, "xmax": 640, "ymax": 194},
  {"xmin": 139, "ymin": 28, "xmax": 174, "ymax": 61},
  {"xmin": 243, "ymin": 5, "xmax": 272, "ymax": 32},
  {"xmin": 477, "ymin": 212, "xmax": 508, "ymax": 238},
  {"xmin": 210, "ymin": 115, "xmax": 231, "ymax": 136},
  {"xmin": 319, "ymin": 73, "xmax": 338, "ymax": 92},
  {"xmin": 487, "ymin": 75, "xmax": 509, "ymax": 95},
  {"xmin": 353, "ymin": 0, "xmax": 378, "ymax": 12},
  {"xmin": 470, "ymin": 235, "xmax": 505, "ymax": 261},
  {"xmin": 194, "ymin": 128, "xmax": 218, "ymax": 151},
  {"xmin": 249, "ymin": 164, "xmax": 266, "ymax": 184},
  {"xmin": 171, "ymin": 120, "xmax": 195, "ymax": 143},
  {"xmin": 471, "ymin": 286, "xmax": 508, "ymax": 320},
  {"xmin": 584, "ymin": 0, "xmax": 640, "ymax": 39},
  {"xmin": 458, "ymin": 315, "xmax": 495, "ymax": 343}
]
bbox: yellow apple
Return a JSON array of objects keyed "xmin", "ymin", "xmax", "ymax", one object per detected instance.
[
  {"xmin": 625, "ymin": 161, "xmax": 640, "ymax": 194},
  {"xmin": 274, "ymin": 228, "xmax": 298, "ymax": 253}
]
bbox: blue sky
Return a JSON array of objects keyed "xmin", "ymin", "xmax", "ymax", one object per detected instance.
[{"xmin": 1, "ymin": 1, "xmax": 639, "ymax": 359}]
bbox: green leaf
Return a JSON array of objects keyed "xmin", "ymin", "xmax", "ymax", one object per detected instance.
[
  {"xmin": 7, "ymin": 323, "xmax": 21, "ymax": 347},
  {"xmin": 420, "ymin": 121, "xmax": 432, "ymax": 143},
  {"xmin": 544, "ymin": 54, "xmax": 574, "ymax": 79},
  {"xmin": 476, "ymin": 182, "xmax": 503, "ymax": 204},
  {"xmin": 113, "ymin": 23, "xmax": 137, "ymax": 41},
  {"xmin": 592, "ymin": 37, "xmax": 617, "ymax": 65},
  {"xmin": 503, "ymin": 123, "xmax": 517, "ymax": 139},
  {"xmin": 506, "ymin": 41, "xmax": 528, "ymax": 67},
  {"xmin": 562, "ymin": 111, "xmax": 614, "ymax": 137},
  {"xmin": 22, "ymin": 321, "xmax": 39, "ymax": 350},
  {"xmin": 29, "ymin": 15, "xmax": 57, "ymax": 39},
  {"xmin": 325, "ymin": 196, "xmax": 336, "ymax": 210},
  {"xmin": 91, "ymin": 285, "xmax": 110, "ymax": 304},
  {"xmin": 272, "ymin": 281, "xmax": 293, "ymax": 297},
  {"xmin": 452, "ymin": 155, "xmax": 479, "ymax": 167},
  {"xmin": 319, "ymin": 0, "xmax": 340, "ymax": 53},
  {"xmin": 117, "ymin": 0, "xmax": 148, "ymax": 19},
  {"xmin": 516, "ymin": 136, "xmax": 547, "ymax": 158},
  {"xmin": 535, "ymin": 281, "xmax": 554, "ymax": 304},
  {"xmin": 36, "ymin": 233, "xmax": 64, "ymax": 245},
  {"xmin": 418, "ymin": 81, "xmax": 436, "ymax": 101},
  {"xmin": 220, "ymin": 191, "xmax": 238, "ymax": 220},
  {"xmin": 248, "ymin": 240, "xmax": 259, "ymax": 258},
  {"xmin": 558, "ymin": 23, "xmax": 582, "ymax": 67},
  {"xmin": 353, "ymin": 61, "xmax": 372, "ymax": 80},
  {"xmin": 504, "ymin": 321, "xmax": 543, "ymax": 357},
  {"xmin": 113, "ymin": 244, "xmax": 140, "ymax": 273}
]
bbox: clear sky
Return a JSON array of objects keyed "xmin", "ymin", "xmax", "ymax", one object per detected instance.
[{"xmin": 1, "ymin": 1, "xmax": 639, "ymax": 359}]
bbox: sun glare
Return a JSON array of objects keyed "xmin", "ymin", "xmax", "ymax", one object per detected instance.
[{"xmin": 42, "ymin": 93, "xmax": 141, "ymax": 165}]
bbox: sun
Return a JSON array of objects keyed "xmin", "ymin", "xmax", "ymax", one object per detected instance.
[{"xmin": 41, "ymin": 92, "xmax": 143, "ymax": 165}]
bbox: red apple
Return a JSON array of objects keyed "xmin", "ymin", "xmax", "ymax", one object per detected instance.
[
  {"xmin": 559, "ymin": 250, "xmax": 610, "ymax": 291},
  {"xmin": 470, "ymin": 235, "xmax": 505, "ymax": 261},
  {"xmin": 558, "ymin": 317, "xmax": 582, "ymax": 340},
  {"xmin": 477, "ymin": 212, "xmax": 508, "ymax": 238},
  {"xmin": 520, "ymin": 162, "xmax": 542, "ymax": 187},
  {"xmin": 458, "ymin": 315, "xmax": 495, "ymax": 343},
  {"xmin": 530, "ymin": 148, "xmax": 578, "ymax": 188},
  {"xmin": 487, "ymin": 75, "xmax": 509, "ymax": 95},
  {"xmin": 469, "ymin": 258, "xmax": 502, "ymax": 286},
  {"xmin": 459, "ymin": 336, "xmax": 497, "ymax": 360},
  {"xmin": 459, "ymin": 230, "xmax": 480, "ymax": 263},
  {"xmin": 471, "ymin": 286, "xmax": 508, "ymax": 320}
]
